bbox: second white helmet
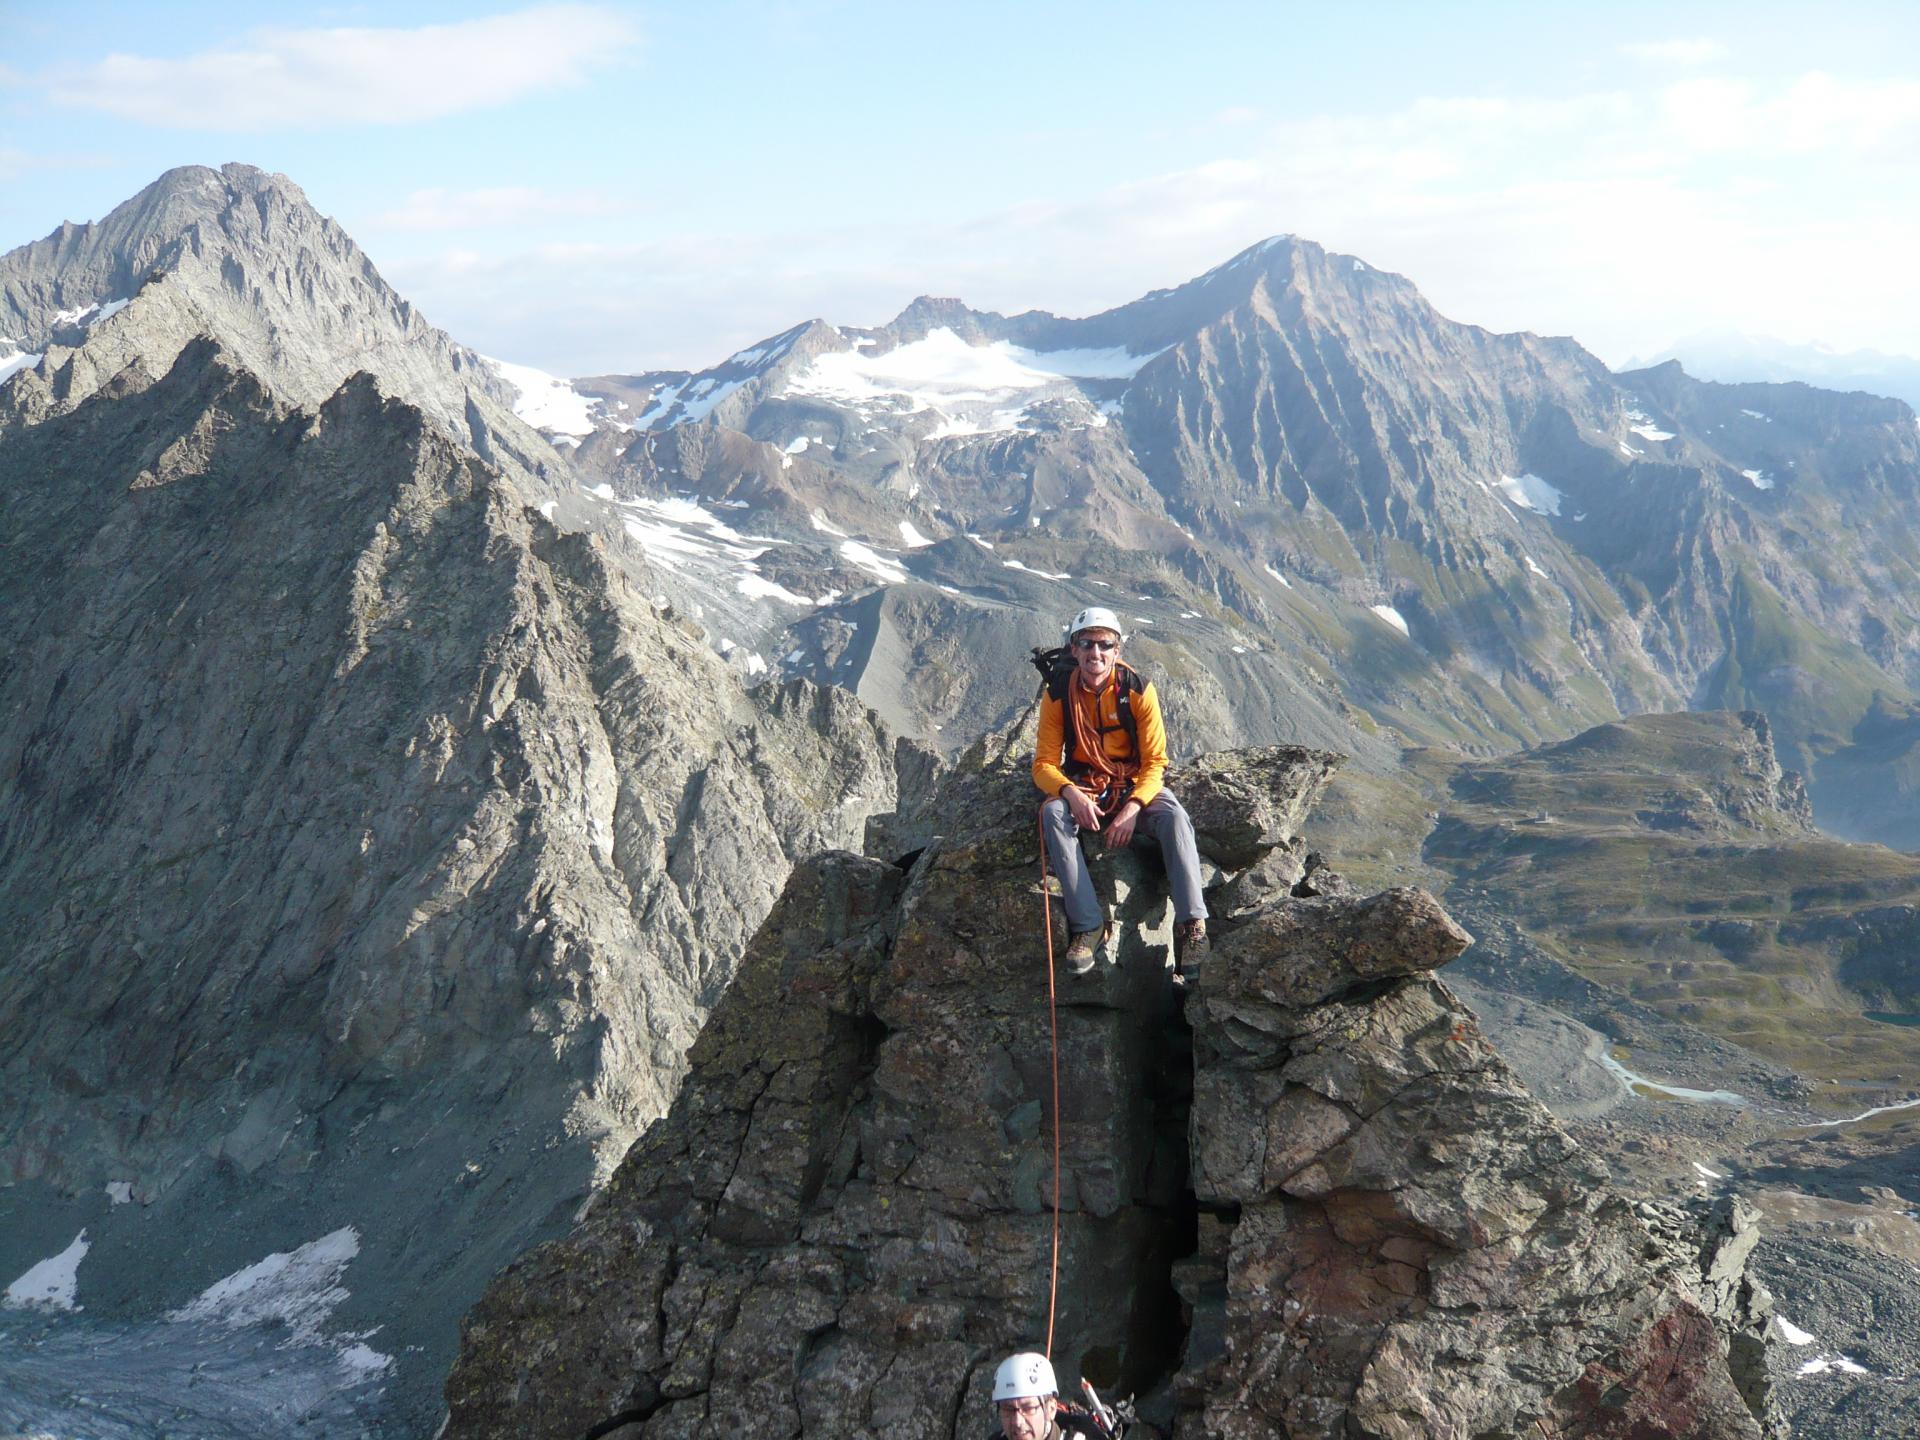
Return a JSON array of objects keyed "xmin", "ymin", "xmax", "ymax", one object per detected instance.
[
  {"xmin": 992, "ymin": 1351, "xmax": 1058, "ymax": 1402},
  {"xmin": 1066, "ymin": 606, "xmax": 1123, "ymax": 643}
]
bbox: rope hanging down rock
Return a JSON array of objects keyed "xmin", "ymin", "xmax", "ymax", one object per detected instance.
[{"xmin": 1035, "ymin": 805, "xmax": 1064, "ymax": 1361}]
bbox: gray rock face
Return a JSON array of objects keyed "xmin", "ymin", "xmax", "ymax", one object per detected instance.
[
  {"xmin": 1179, "ymin": 890, "xmax": 1766, "ymax": 1439},
  {"xmin": 0, "ymin": 335, "xmax": 910, "ymax": 1427},
  {"xmin": 1641, "ymin": 1196, "xmax": 1785, "ymax": 1437},
  {"xmin": 441, "ymin": 732, "xmax": 1772, "ymax": 1440}
]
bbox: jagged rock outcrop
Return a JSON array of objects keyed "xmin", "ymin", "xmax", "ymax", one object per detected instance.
[
  {"xmin": 1177, "ymin": 889, "xmax": 1767, "ymax": 1438},
  {"xmin": 1641, "ymin": 1197, "xmax": 1785, "ymax": 1438},
  {"xmin": 0, "ymin": 335, "xmax": 914, "ymax": 1430},
  {"xmin": 442, "ymin": 727, "xmax": 1773, "ymax": 1439}
]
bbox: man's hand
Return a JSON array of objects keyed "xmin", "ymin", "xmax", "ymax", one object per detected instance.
[
  {"xmin": 1062, "ymin": 785, "xmax": 1102, "ymax": 831},
  {"xmin": 1104, "ymin": 800, "xmax": 1141, "ymax": 849}
]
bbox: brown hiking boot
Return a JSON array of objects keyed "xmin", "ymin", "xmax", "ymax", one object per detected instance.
[
  {"xmin": 1064, "ymin": 928, "xmax": 1101, "ymax": 974},
  {"xmin": 1174, "ymin": 919, "xmax": 1209, "ymax": 977}
]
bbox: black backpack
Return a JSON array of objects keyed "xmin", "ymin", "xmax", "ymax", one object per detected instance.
[{"xmin": 1028, "ymin": 646, "xmax": 1145, "ymax": 779}]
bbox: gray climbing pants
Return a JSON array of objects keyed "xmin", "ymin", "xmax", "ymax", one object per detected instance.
[{"xmin": 1041, "ymin": 789, "xmax": 1208, "ymax": 935}]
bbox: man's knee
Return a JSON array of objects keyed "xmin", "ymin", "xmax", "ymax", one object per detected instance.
[{"xmin": 1145, "ymin": 791, "xmax": 1194, "ymax": 833}]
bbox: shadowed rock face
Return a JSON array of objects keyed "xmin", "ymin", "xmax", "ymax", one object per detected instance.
[
  {"xmin": 0, "ymin": 336, "xmax": 911, "ymax": 1429},
  {"xmin": 443, "ymin": 731, "xmax": 1771, "ymax": 1440}
]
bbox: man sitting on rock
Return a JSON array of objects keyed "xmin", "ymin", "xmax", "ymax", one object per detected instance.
[{"xmin": 1033, "ymin": 606, "xmax": 1208, "ymax": 976}]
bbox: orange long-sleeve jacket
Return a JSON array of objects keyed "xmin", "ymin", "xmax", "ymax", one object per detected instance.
[{"xmin": 1031, "ymin": 670, "xmax": 1167, "ymax": 810}]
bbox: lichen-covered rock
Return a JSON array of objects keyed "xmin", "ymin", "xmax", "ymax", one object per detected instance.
[{"xmin": 1176, "ymin": 887, "xmax": 1770, "ymax": 1439}]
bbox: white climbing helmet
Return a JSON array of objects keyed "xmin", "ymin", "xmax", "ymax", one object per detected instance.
[
  {"xmin": 992, "ymin": 1351, "xmax": 1058, "ymax": 1402},
  {"xmin": 1065, "ymin": 606, "xmax": 1124, "ymax": 643}
]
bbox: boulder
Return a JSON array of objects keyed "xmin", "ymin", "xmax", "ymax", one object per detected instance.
[{"xmin": 1176, "ymin": 885, "xmax": 1770, "ymax": 1439}]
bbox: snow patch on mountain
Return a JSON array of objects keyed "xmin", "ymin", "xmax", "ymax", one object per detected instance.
[
  {"xmin": 635, "ymin": 374, "xmax": 746, "ymax": 430},
  {"xmin": 1003, "ymin": 559, "xmax": 1071, "ymax": 581},
  {"xmin": 1371, "ymin": 604, "xmax": 1411, "ymax": 637},
  {"xmin": 1797, "ymin": 1354, "xmax": 1868, "ymax": 1377},
  {"xmin": 1741, "ymin": 468, "xmax": 1775, "ymax": 490},
  {"xmin": 1776, "ymin": 1316, "xmax": 1816, "ymax": 1346},
  {"xmin": 782, "ymin": 327, "xmax": 1165, "ymax": 438},
  {"xmin": 617, "ymin": 496, "xmax": 771, "ymax": 571},
  {"xmin": 1496, "ymin": 473, "xmax": 1565, "ymax": 517},
  {"xmin": 50, "ymin": 297, "xmax": 132, "ymax": 330},
  {"xmin": 839, "ymin": 540, "xmax": 910, "ymax": 585},
  {"xmin": 483, "ymin": 356, "xmax": 599, "ymax": 436},
  {"xmin": 737, "ymin": 573, "xmax": 812, "ymax": 605},
  {"xmin": 1625, "ymin": 407, "xmax": 1676, "ymax": 443},
  {"xmin": 0, "ymin": 348, "xmax": 41, "ymax": 383},
  {"xmin": 165, "ymin": 1227, "xmax": 391, "ymax": 1379},
  {"xmin": 5, "ymin": 1231, "xmax": 89, "ymax": 1311}
]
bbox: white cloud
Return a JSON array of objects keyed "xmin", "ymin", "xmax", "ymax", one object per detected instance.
[
  {"xmin": 1662, "ymin": 72, "xmax": 1920, "ymax": 154},
  {"xmin": 367, "ymin": 65, "xmax": 1920, "ymax": 377},
  {"xmin": 1621, "ymin": 38, "xmax": 1728, "ymax": 66},
  {"xmin": 45, "ymin": 4, "xmax": 638, "ymax": 130},
  {"xmin": 370, "ymin": 186, "xmax": 632, "ymax": 232}
]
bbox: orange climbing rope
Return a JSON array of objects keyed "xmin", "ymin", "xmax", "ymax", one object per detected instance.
[{"xmin": 1035, "ymin": 805, "xmax": 1063, "ymax": 1361}]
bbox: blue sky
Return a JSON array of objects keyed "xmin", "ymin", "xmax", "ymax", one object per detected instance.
[{"xmin": 5, "ymin": 2, "xmax": 1920, "ymax": 375}]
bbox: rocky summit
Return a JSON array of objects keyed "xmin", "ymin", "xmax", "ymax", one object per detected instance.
[{"xmin": 441, "ymin": 723, "xmax": 1774, "ymax": 1439}]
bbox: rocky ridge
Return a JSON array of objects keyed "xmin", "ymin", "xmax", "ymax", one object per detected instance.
[
  {"xmin": 443, "ymin": 725, "xmax": 1774, "ymax": 1439},
  {"xmin": 0, "ymin": 331, "xmax": 918, "ymax": 1430}
]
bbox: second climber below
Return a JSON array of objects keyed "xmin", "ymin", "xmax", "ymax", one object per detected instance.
[{"xmin": 1032, "ymin": 605, "xmax": 1208, "ymax": 977}]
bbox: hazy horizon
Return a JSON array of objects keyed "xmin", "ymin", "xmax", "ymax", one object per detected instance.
[{"xmin": 6, "ymin": 1, "xmax": 1920, "ymax": 377}]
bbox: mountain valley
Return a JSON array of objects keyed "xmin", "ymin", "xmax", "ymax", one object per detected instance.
[{"xmin": 3, "ymin": 163, "xmax": 1920, "ymax": 1437}]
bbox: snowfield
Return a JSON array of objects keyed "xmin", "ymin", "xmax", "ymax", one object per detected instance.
[
  {"xmin": 782, "ymin": 327, "xmax": 1165, "ymax": 437},
  {"xmin": 483, "ymin": 356, "xmax": 599, "ymax": 435}
]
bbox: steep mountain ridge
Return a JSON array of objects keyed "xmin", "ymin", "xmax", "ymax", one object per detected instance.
[{"xmin": 0, "ymin": 330, "xmax": 918, "ymax": 1431}]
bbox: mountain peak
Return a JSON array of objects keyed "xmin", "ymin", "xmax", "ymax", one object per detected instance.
[
  {"xmin": 884, "ymin": 294, "xmax": 1005, "ymax": 343},
  {"xmin": 0, "ymin": 161, "xmax": 554, "ymax": 490}
]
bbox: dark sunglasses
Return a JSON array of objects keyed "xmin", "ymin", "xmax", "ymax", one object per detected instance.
[{"xmin": 1075, "ymin": 638, "xmax": 1119, "ymax": 652}]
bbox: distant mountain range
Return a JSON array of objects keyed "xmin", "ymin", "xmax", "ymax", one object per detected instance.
[
  {"xmin": 1636, "ymin": 331, "xmax": 1920, "ymax": 414},
  {"xmin": 521, "ymin": 223, "xmax": 1920, "ymax": 852}
]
